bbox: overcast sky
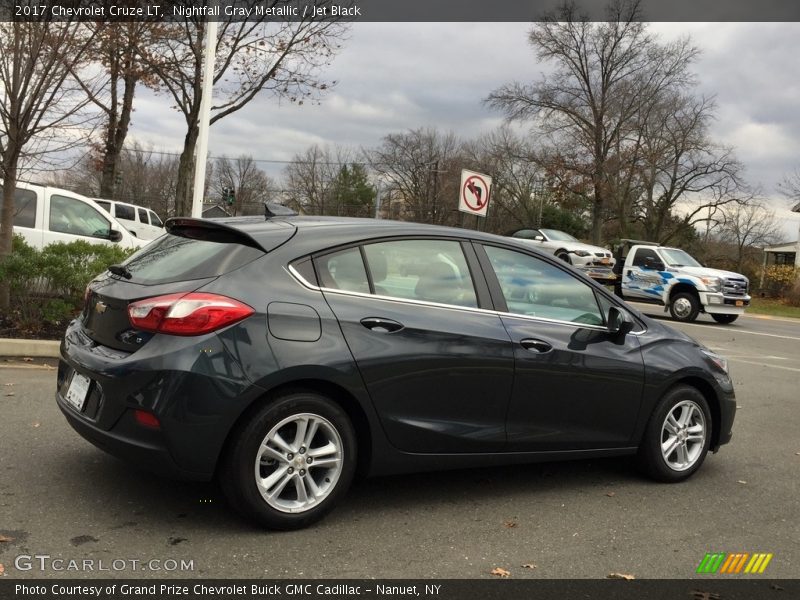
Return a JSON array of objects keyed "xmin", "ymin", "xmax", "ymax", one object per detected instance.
[{"xmin": 129, "ymin": 22, "xmax": 800, "ymax": 241}]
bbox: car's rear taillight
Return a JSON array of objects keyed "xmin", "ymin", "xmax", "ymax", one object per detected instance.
[{"xmin": 127, "ymin": 292, "xmax": 254, "ymax": 336}]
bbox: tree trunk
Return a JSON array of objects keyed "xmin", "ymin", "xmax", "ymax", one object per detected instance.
[
  {"xmin": 174, "ymin": 122, "xmax": 200, "ymax": 217},
  {"xmin": 0, "ymin": 154, "xmax": 19, "ymax": 310},
  {"xmin": 99, "ymin": 74, "xmax": 138, "ymax": 199},
  {"xmin": 591, "ymin": 177, "xmax": 604, "ymax": 245}
]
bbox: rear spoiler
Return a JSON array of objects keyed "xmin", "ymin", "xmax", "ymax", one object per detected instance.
[{"xmin": 165, "ymin": 217, "xmax": 289, "ymax": 253}]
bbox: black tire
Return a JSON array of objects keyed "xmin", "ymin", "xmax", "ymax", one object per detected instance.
[
  {"xmin": 711, "ymin": 314, "xmax": 738, "ymax": 324},
  {"xmin": 669, "ymin": 292, "xmax": 700, "ymax": 322},
  {"xmin": 556, "ymin": 250, "xmax": 571, "ymax": 264},
  {"xmin": 220, "ymin": 391, "xmax": 356, "ymax": 530},
  {"xmin": 637, "ymin": 385, "xmax": 712, "ymax": 483}
]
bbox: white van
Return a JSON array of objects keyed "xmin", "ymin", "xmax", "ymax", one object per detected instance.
[
  {"xmin": 4, "ymin": 180, "xmax": 146, "ymax": 251},
  {"xmin": 93, "ymin": 199, "xmax": 164, "ymax": 241}
]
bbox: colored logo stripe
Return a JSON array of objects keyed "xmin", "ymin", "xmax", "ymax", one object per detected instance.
[{"xmin": 697, "ymin": 553, "xmax": 773, "ymax": 574}]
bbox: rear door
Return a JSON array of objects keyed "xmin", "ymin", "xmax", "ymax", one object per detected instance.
[
  {"xmin": 5, "ymin": 185, "xmax": 43, "ymax": 248},
  {"xmin": 315, "ymin": 238, "xmax": 514, "ymax": 453},
  {"xmin": 476, "ymin": 243, "xmax": 645, "ymax": 451}
]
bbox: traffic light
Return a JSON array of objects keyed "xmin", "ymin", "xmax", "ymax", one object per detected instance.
[
  {"xmin": 222, "ymin": 186, "xmax": 235, "ymax": 205},
  {"xmin": 115, "ymin": 171, "xmax": 123, "ymax": 186}
]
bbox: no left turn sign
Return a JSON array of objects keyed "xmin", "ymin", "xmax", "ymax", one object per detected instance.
[{"xmin": 459, "ymin": 169, "xmax": 492, "ymax": 217}]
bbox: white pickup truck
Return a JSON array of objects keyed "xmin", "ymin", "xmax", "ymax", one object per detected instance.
[{"xmin": 612, "ymin": 240, "xmax": 750, "ymax": 324}]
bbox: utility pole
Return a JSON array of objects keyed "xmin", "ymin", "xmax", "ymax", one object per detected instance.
[{"xmin": 191, "ymin": 11, "xmax": 218, "ymax": 218}]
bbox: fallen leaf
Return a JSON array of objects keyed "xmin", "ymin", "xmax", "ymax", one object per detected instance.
[
  {"xmin": 490, "ymin": 567, "xmax": 510, "ymax": 578},
  {"xmin": 32, "ymin": 422, "xmax": 40, "ymax": 428},
  {"xmin": 606, "ymin": 491, "xmax": 616, "ymax": 497},
  {"xmin": 607, "ymin": 572, "xmax": 635, "ymax": 580},
  {"xmin": 690, "ymin": 591, "xmax": 721, "ymax": 600},
  {"xmin": 737, "ymin": 480, "xmax": 747, "ymax": 485},
  {"xmin": 3, "ymin": 383, "xmax": 13, "ymax": 386},
  {"xmin": 503, "ymin": 520, "xmax": 518, "ymax": 529},
  {"xmin": 22, "ymin": 358, "xmax": 33, "ymax": 362},
  {"xmin": 770, "ymin": 584, "xmax": 785, "ymax": 591},
  {"xmin": 521, "ymin": 563, "xmax": 537, "ymax": 569},
  {"xmin": 795, "ymin": 452, "xmax": 800, "ymax": 456},
  {"xmin": 4, "ymin": 393, "xmax": 13, "ymax": 397},
  {"xmin": 0, "ymin": 535, "xmax": 13, "ymax": 543},
  {"xmin": 0, "ymin": 562, "xmax": 4, "ymax": 575}
]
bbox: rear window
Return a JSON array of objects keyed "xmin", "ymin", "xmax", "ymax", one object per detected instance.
[
  {"xmin": 138, "ymin": 208, "xmax": 149, "ymax": 224},
  {"xmin": 120, "ymin": 233, "xmax": 264, "ymax": 285},
  {"xmin": 1, "ymin": 186, "xmax": 37, "ymax": 228}
]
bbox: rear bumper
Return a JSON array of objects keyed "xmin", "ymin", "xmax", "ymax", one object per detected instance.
[{"xmin": 56, "ymin": 319, "xmax": 262, "ymax": 480}]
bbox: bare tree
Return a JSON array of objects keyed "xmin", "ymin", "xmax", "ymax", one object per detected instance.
[
  {"xmin": 778, "ymin": 168, "xmax": 800, "ymax": 208},
  {"xmin": 0, "ymin": 19, "xmax": 99, "ymax": 306},
  {"xmin": 486, "ymin": 0, "xmax": 699, "ymax": 243},
  {"xmin": 368, "ymin": 128, "xmax": 462, "ymax": 225},
  {"xmin": 147, "ymin": 6, "xmax": 348, "ymax": 216},
  {"xmin": 633, "ymin": 93, "xmax": 747, "ymax": 243},
  {"xmin": 73, "ymin": 22, "xmax": 167, "ymax": 199},
  {"xmin": 211, "ymin": 155, "xmax": 275, "ymax": 216},
  {"xmin": 284, "ymin": 145, "xmax": 354, "ymax": 215},
  {"xmin": 717, "ymin": 200, "xmax": 782, "ymax": 272}
]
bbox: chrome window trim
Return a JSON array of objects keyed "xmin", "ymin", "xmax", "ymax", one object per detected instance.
[{"xmin": 287, "ymin": 264, "xmax": 612, "ymax": 332}]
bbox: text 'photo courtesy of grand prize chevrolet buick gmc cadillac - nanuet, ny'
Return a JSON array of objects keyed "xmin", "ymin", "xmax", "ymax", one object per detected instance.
[{"xmin": 57, "ymin": 208, "xmax": 736, "ymax": 529}]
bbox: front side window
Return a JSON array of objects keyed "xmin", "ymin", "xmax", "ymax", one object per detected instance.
[
  {"xmin": 632, "ymin": 247, "xmax": 661, "ymax": 268},
  {"xmin": 363, "ymin": 239, "xmax": 477, "ymax": 307},
  {"xmin": 1, "ymin": 186, "xmax": 37, "ymax": 228},
  {"xmin": 49, "ymin": 195, "xmax": 112, "ymax": 239},
  {"xmin": 95, "ymin": 200, "xmax": 111, "ymax": 213},
  {"xmin": 149, "ymin": 211, "xmax": 163, "ymax": 227},
  {"xmin": 484, "ymin": 245, "xmax": 603, "ymax": 326},
  {"xmin": 138, "ymin": 208, "xmax": 149, "ymax": 224}
]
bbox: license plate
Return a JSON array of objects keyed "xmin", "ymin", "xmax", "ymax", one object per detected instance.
[
  {"xmin": 65, "ymin": 371, "xmax": 91, "ymax": 412},
  {"xmin": 600, "ymin": 257, "xmax": 610, "ymax": 265},
  {"xmin": 735, "ymin": 300, "xmax": 743, "ymax": 307}
]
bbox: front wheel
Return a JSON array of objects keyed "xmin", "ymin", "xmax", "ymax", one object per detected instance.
[
  {"xmin": 669, "ymin": 292, "xmax": 700, "ymax": 322},
  {"xmin": 711, "ymin": 313, "xmax": 738, "ymax": 324},
  {"xmin": 221, "ymin": 391, "xmax": 357, "ymax": 530},
  {"xmin": 556, "ymin": 251, "xmax": 572, "ymax": 264},
  {"xmin": 637, "ymin": 385, "xmax": 712, "ymax": 482}
]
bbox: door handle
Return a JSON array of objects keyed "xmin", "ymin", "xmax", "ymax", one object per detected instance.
[
  {"xmin": 360, "ymin": 317, "xmax": 404, "ymax": 333},
  {"xmin": 520, "ymin": 338, "xmax": 553, "ymax": 353}
]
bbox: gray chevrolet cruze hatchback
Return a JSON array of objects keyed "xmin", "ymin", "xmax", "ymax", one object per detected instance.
[{"xmin": 57, "ymin": 211, "xmax": 736, "ymax": 529}]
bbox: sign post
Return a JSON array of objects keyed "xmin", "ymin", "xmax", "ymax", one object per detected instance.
[{"xmin": 458, "ymin": 170, "xmax": 492, "ymax": 223}]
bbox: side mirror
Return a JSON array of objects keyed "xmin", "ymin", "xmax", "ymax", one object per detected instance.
[
  {"xmin": 533, "ymin": 235, "xmax": 544, "ymax": 242},
  {"xmin": 644, "ymin": 256, "xmax": 665, "ymax": 271},
  {"xmin": 109, "ymin": 229, "xmax": 123, "ymax": 243},
  {"xmin": 607, "ymin": 306, "xmax": 634, "ymax": 336}
]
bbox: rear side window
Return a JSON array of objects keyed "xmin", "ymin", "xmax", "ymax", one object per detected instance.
[
  {"xmin": 121, "ymin": 233, "xmax": 264, "ymax": 285},
  {"xmin": 1, "ymin": 186, "xmax": 37, "ymax": 228},
  {"xmin": 138, "ymin": 208, "xmax": 149, "ymax": 224},
  {"xmin": 316, "ymin": 247, "xmax": 370, "ymax": 294},
  {"xmin": 363, "ymin": 240, "xmax": 477, "ymax": 307},
  {"xmin": 115, "ymin": 203, "xmax": 135, "ymax": 221}
]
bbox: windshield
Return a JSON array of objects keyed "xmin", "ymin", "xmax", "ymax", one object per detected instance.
[
  {"xmin": 540, "ymin": 229, "xmax": 578, "ymax": 242},
  {"xmin": 660, "ymin": 248, "xmax": 702, "ymax": 268}
]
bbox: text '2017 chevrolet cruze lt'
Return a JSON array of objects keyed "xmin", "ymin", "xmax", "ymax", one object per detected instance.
[{"xmin": 57, "ymin": 210, "xmax": 736, "ymax": 529}]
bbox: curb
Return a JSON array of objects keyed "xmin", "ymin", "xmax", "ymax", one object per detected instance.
[{"xmin": 0, "ymin": 338, "xmax": 60, "ymax": 358}]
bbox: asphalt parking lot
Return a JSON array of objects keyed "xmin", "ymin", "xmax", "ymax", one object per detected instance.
[{"xmin": 1, "ymin": 310, "xmax": 798, "ymax": 580}]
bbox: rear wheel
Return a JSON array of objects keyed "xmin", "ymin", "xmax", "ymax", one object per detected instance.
[
  {"xmin": 637, "ymin": 385, "xmax": 712, "ymax": 482},
  {"xmin": 711, "ymin": 314, "xmax": 738, "ymax": 324},
  {"xmin": 669, "ymin": 292, "xmax": 700, "ymax": 322},
  {"xmin": 221, "ymin": 391, "xmax": 356, "ymax": 530}
]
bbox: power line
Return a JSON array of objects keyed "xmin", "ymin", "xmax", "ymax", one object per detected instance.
[{"xmin": 123, "ymin": 146, "xmax": 370, "ymax": 167}]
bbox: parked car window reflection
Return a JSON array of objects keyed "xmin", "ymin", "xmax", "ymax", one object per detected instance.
[
  {"xmin": 485, "ymin": 245, "xmax": 603, "ymax": 325},
  {"xmin": 49, "ymin": 195, "xmax": 112, "ymax": 239},
  {"xmin": 2, "ymin": 186, "xmax": 37, "ymax": 228},
  {"xmin": 363, "ymin": 240, "xmax": 478, "ymax": 307},
  {"xmin": 317, "ymin": 247, "xmax": 370, "ymax": 294}
]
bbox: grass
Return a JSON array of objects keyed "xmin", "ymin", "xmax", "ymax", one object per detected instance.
[{"xmin": 747, "ymin": 297, "xmax": 800, "ymax": 319}]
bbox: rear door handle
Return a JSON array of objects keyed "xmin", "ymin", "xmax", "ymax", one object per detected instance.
[
  {"xmin": 360, "ymin": 317, "xmax": 404, "ymax": 333},
  {"xmin": 520, "ymin": 338, "xmax": 553, "ymax": 353}
]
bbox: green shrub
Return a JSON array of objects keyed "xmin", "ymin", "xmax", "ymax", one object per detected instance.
[{"xmin": 0, "ymin": 235, "xmax": 134, "ymax": 336}]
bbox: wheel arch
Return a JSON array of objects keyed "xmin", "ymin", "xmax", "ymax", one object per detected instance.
[
  {"xmin": 216, "ymin": 379, "xmax": 373, "ymax": 479},
  {"xmin": 668, "ymin": 282, "xmax": 699, "ymax": 300},
  {"xmin": 672, "ymin": 376, "xmax": 722, "ymax": 451}
]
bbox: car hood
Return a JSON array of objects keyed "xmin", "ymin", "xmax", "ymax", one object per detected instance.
[{"xmin": 671, "ymin": 266, "xmax": 748, "ymax": 281}]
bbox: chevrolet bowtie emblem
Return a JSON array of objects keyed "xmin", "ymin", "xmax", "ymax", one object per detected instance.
[{"xmin": 95, "ymin": 301, "xmax": 108, "ymax": 314}]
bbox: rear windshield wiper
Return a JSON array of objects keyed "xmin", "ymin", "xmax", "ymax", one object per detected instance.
[{"xmin": 108, "ymin": 264, "xmax": 132, "ymax": 279}]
